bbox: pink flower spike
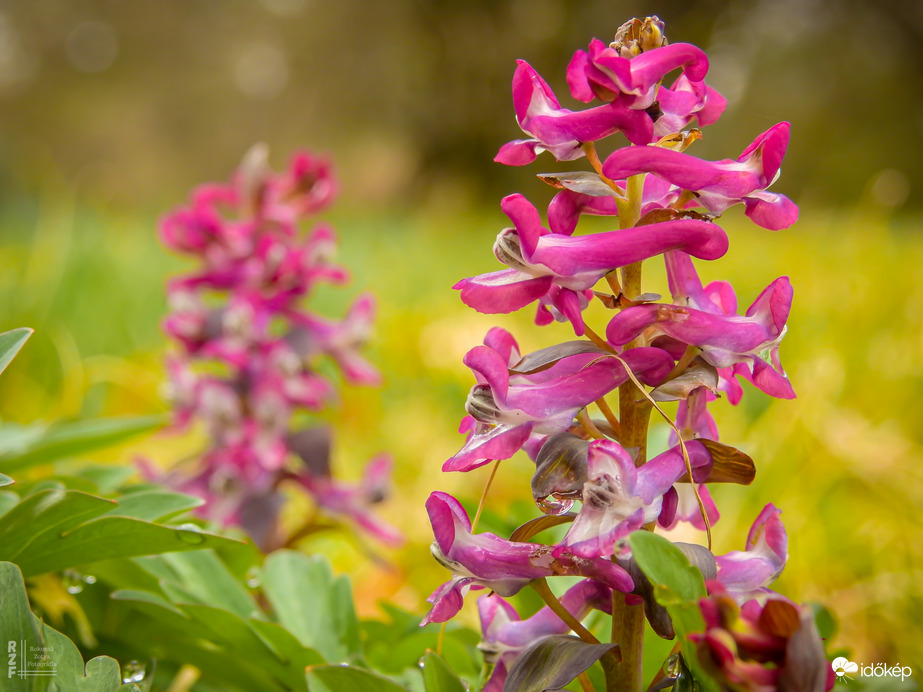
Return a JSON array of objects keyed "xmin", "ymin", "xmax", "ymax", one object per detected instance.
[{"xmin": 602, "ymin": 122, "xmax": 798, "ymax": 230}]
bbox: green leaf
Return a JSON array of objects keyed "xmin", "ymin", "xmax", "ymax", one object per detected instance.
[
  {"xmin": 110, "ymin": 588, "xmax": 188, "ymax": 616},
  {"xmin": 629, "ymin": 532, "xmax": 719, "ymax": 692},
  {"xmin": 0, "ymin": 490, "xmax": 19, "ymax": 517},
  {"xmin": 629, "ymin": 532, "xmax": 706, "ymax": 604},
  {"xmin": 262, "ymin": 551, "xmax": 360, "ymax": 662},
  {"xmin": 157, "ymin": 551, "xmax": 257, "ymax": 619},
  {"xmin": 0, "ymin": 561, "xmax": 48, "ymax": 692},
  {"xmin": 248, "ymin": 619, "xmax": 324, "ymax": 668},
  {"xmin": 0, "ymin": 488, "xmax": 243, "ymax": 576},
  {"xmin": 306, "ymin": 665, "xmax": 408, "ymax": 692},
  {"xmin": 420, "ymin": 650, "xmax": 466, "ymax": 692},
  {"xmin": 503, "ymin": 634, "xmax": 619, "ymax": 692},
  {"xmin": 331, "ymin": 574, "xmax": 361, "ymax": 658},
  {"xmin": 0, "ymin": 415, "xmax": 167, "ymax": 473},
  {"xmin": 0, "ymin": 489, "xmax": 116, "ymax": 563},
  {"xmin": 14, "ymin": 514, "xmax": 242, "ymax": 577},
  {"xmin": 108, "ymin": 490, "xmax": 203, "ymax": 522},
  {"xmin": 0, "ymin": 328, "xmax": 32, "ymax": 377},
  {"xmin": 0, "ymin": 471, "xmax": 13, "ymax": 486},
  {"xmin": 0, "ymin": 561, "xmax": 131, "ymax": 692}
]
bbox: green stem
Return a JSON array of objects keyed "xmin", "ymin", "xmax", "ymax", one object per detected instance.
[
  {"xmin": 619, "ymin": 174, "xmax": 645, "ymax": 300},
  {"xmin": 610, "ymin": 594, "xmax": 645, "ymax": 691},
  {"xmin": 609, "ymin": 171, "xmax": 649, "ymax": 692}
]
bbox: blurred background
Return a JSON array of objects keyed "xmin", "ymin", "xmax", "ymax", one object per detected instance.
[{"xmin": 0, "ymin": 0, "xmax": 921, "ymax": 672}]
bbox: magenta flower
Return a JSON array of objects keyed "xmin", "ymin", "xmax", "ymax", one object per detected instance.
[
  {"xmin": 556, "ymin": 438, "xmax": 720, "ymax": 558},
  {"xmin": 602, "ymin": 122, "xmax": 798, "ymax": 230},
  {"xmin": 691, "ymin": 583, "xmax": 835, "ymax": 692},
  {"xmin": 478, "ymin": 581, "xmax": 613, "ymax": 692},
  {"xmin": 653, "ymin": 72, "xmax": 727, "ymax": 138},
  {"xmin": 444, "ymin": 328, "xmax": 674, "ymax": 472},
  {"xmin": 427, "ymin": 18, "xmax": 816, "ymax": 690},
  {"xmin": 566, "ymin": 37, "xmax": 708, "ymax": 110},
  {"xmin": 259, "ymin": 150, "xmax": 338, "ymax": 222},
  {"xmin": 546, "ymin": 174, "xmax": 679, "ymax": 236},
  {"xmin": 606, "ymin": 275, "xmax": 795, "ymax": 400},
  {"xmin": 494, "ymin": 60, "xmax": 654, "ymax": 166},
  {"xmin": 715, "ymin": 504, "xmax": 788, "ymax": 604},
  {"xmin": 659, "ymin": 387, "xmax": 721, "ymax": 531},
  {"xmin": 422, "ymin": 491, "xmax": 633, "ymax": 624},
  {"xmin": 455, "ymin": 193, "xmax": 728, "ymax": 335},
  {"xmin": 285, "ymin": 293, "xmax": 382, "ymax": 386},
  {"xmin": 664, "ymin": 250, "xmax": 792, "ymax": 403}
]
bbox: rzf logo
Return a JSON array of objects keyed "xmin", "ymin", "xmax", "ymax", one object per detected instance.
[{"xmin": 8, "ymin": 640, "xmax": 17, "ymax": 679}]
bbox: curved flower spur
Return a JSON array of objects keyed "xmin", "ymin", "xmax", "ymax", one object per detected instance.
[{"xmin": 428, "ymin": 15, "xmax": 832, "ymax": 692}]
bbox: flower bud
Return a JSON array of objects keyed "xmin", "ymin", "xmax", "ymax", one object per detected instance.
[{"xmin": 611, "ymin": 16, "xmax": 667, "ymax": 58}]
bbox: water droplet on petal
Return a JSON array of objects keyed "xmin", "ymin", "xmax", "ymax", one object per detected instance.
[
  {"xmin": 175, "ymin": 523, "xmax": 206, "ymax": 544},
  {"xmin": 536, "ymin": 495, "xmax": 574, "ymax": 515}
]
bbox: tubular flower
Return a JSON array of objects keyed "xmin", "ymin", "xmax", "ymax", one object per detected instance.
[
  {"xmin": 444, "ymin": 328, "xmax": 674, "ymax": 472},
  {"xmin": 715, "ymin": 504, "xmax": 788, "ymax": 604},
  {"xmin": 606, "ymin": 275, "xmax": 795, "ymax": 400},
  {"xmin": 422, "ymin": 492, "xmax": 633, "ymax": 625},
  {"xmin": 659, "ymin": 387, "xmax": 721, "ymax": 531},
  {"xmin": 477, "ymin": 581, "xmax": 613, "ymax": 692},
  {"xmin": 455, "ymin": 193, "xmax": 728, "ymax": 335},
  {"xmin": 495, "ymin": 60, "xmax": 653, "ymax": 166},
  {"xmin": 566, "ymin": 37, "xmax": 708, "ymax": 111},
  {"xmin": 653, "ymin": 73, "xmax": 727, "ymax": 138},
  {"xmin": 151, "ymin": 146, "xmax": 398, "ymax": 551},
  {"xmin": 556, "ymin": 439, "xmax": 723, "ymax": 558},
  {"xmin": 602, "ymin": 122, "xmax": 798, "ymax": 230}
]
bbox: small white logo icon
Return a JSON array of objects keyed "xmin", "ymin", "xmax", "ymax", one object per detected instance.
[{"xmin": 832, "ymin": 657, "xmax": 859, "ymax": 682}]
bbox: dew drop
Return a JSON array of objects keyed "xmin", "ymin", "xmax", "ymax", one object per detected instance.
[
  {"xmin": 664, "ymin": 652, "xmax": 681, "ymax": 678},
  {"xmin": 175, "ymin": 523, "xmax": 206, "ymax": 544},
  {"xmin": 245, "ymin": 565, "xmax": 261, "ymax": 589},
  {"xmin": 121, "ymin": 659, "xmax": 146, "ymax": 684},
  {"xmin": 536, "ymin": 495, "xmax": 574, "ymax": 515},
  {"xmin": 62, "ymin": 569, "xmax": 83, "ymax": 594}
]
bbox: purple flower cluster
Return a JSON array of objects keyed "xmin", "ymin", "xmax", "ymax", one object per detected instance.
[
  {"xmin": 147, "ymin": 145, "xmax": 401, "ymax": 551},
  {"xmin": 426, "ymin": 16, "xmax": 830, "ymax": 691}
]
